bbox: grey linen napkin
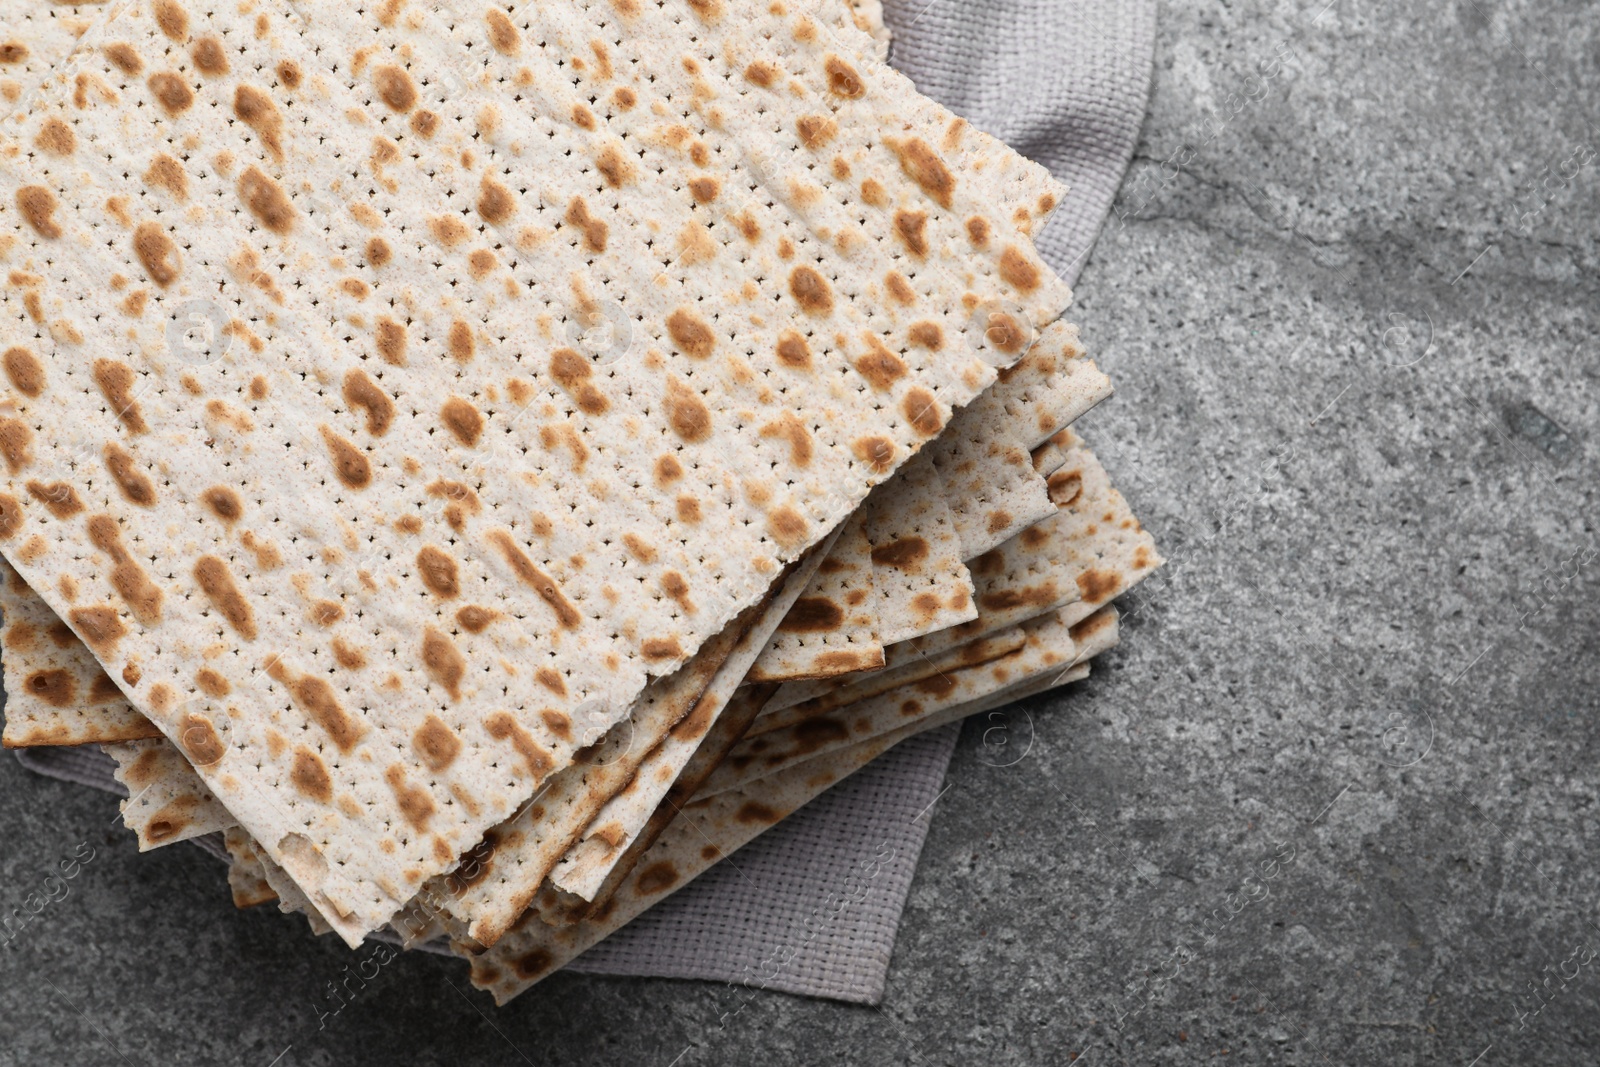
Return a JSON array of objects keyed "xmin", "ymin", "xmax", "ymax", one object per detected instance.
[{"xmin": 11, "ymin": 0, "xmax": 1154, "ymax": 1005}]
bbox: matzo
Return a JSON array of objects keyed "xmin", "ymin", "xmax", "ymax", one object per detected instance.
[
  {"xmin": 930, "ymin": 324, "xmax": 1112, "ymax": 558},
  {"xmin": 0, "ymin": 0, "xmax": 1069, "ymax": 939},
  {"xmin": 861, "ymin": 451, "xmax": 975, "ymax": 645},
  {"xmin": 524, "ymin": 606, "xmax": 1118, "ymax": 935},
  {"xmin": 223, "ymin": 825, "xmax": 279, "ymax": 909},
  {"xmin": 435, "ymin": 533, "xmax": 835, "ymax": 949},
  {"xmin": 535, "ymin": 678, "xmax": 779, "ymax": 926},
  {"xmin": 843, "ymin": 0, "xmax": 891, "ymax": 55},
  {"xmin": 747, "ymin": 625, "xmax": 1026, "ymax": 737},
  {"xmin": 700, "ymin": 608, "xmax": 1087, "ymax": 796},
  {"xmin": 1031, "ymin": 427, "xmax": 1075, "ymax": 478},
  {"xmin": 0, "ymin": 1, "xmax": 107, "ymax": 119},
  {"xmin": 468, "ymin": 652, "xmax": 1107, "ymax": 1002},
  {"xmin": 758, "ymin": 355, "xmax": 1115, "ymax": 711},
  {"xmin": 103, "ymin": 735, "xmax": 233, "ymax": 849},
  {"xmin": 0, "ymin": 0, "xmax": 1088, "ymax": 739},
  {"xmin": 0, "ymin": 555, "xmax": 156, "ymax": 745},
  {"xmin": 746, "ymin": 513, "xmax": 880, "ymax": 682}
]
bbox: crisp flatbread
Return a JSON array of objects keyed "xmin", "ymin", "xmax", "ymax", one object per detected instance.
[
  {"xmin": 534, "ymin": 679, "xmax": 780, "ymax": 926},
  {"xmin": 0, "ymin": 0, "xmax": 1086, "ymax": 740},
  {"xmin": 700, "ymin": 606, "xmax": 1107, "ymax": 796},
  {"xmin": 844, "ymin": 0, "xmax": 891, "ymax": 54},
  {"xmin": 734, "ymin": 346, "xmax": 1111, "ymax": 695},
  {"xmin": 546, "ymin": 681, "xmax": 776, "ymax": 904},
  {"xmin": 748, "ymin": 625, "xmax": 1027, "ymax": 738},
  {"xmin": 223, "ymin": 825, "xmax": 278, "ymax": 909},
  {"xmin": 0, "ymin": 1, "xmax": 106, "ymax": 119},
  {"xmin": 103, "ymin": 735, "xmax": 233, "ymax": 849},
  {"xmin": 931, "ymin": 323, "xmax": 1112, "ymax": 558},
  {"xmin": 862, "ymin": 451, "xmax": 977, "ymax": 645},
  {"xmin": 436, "ymin": 534, "xmax": 836, "ymax": 949},
  {"xmin": 1031, "ymin": 427, "xmax": 1074, "ymax": 478},
  {"xmin": 761, "ymin": 425, "xmax": 1132, "ymax": 714},
  {"xmin": 746, "ymin": 514, "xmax": 881, "ymax": 682},
  {"xmin": 552, "ymin": 603, "xmax": 1121, "ymax": 925},
  {"xmin": 0, "ymin": 555, "xmax": 155, "ymax": 745},
  {"xmin": 0, "ymin": 0, "xmax": 1067, "ymax": 939},
  {"xmin": 466, "ymin": 646, "xmax": 1107, "ymax": 1003}
]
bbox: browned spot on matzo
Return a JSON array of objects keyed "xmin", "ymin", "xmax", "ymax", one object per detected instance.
[
  {"xmin": 265, "ymin": 661, "xmax": 365, "ymax": 753},
  {"xmin": 146, "ymin": 72, "xmax": 193, "ymax": 116},
  {"xmin": 851, "ymin": 435, "xmax": 895, "ymax": 473},
  {"xmin": 87, "ymin": 515, "xmax": 162, "ymax": 626},
  {"xmin": 871, "ymin": 536, "xmax": 929, "ymax": 569},
  {"xmin": 665, "ymin": 308, "xmax": 715, "ymax": 358},
  {"xmin": 178, "ymin": 713, "xmax": 226, "ymax": 766},
  {"xmin": 143, "ymin": 154, "xmax": 187, "ymax": 200},
  {"xmin": 564, "ymin": 198, "xmax": 608, "ymax": 253},
  {"xmin": 448, "ymin": 320, "xmax": 475, "ymax": 362},
  {"xmin": 237, "ymin": 167, "xmax": 294, "ymax": 233},
  {"xmin": 440, "ymin": 397, "xmax": 484, "ymax": 447},
  {"xmin": 233, "ymin": 85, "xmax": 286, "ymax": 160},
  {"xmin": 194, "ymin": 556, "xmax": 255, "ymax": 639},
  {"xmin": 292, "ymin": 747, "xmax": 333, "ymax": 802},
  {"xmin": 25, "ymin": 669, "xmax": 75, "ymax": 708},
  {"xmin": 385, "ymin": 765, "xmax": 436, "ymax": 830},
  {"xmin": 485, "ymin": 530, "xmax": 581, "ymax": 629},
  {"xmin": 663, "ymin": 378, "xmax": 712, "ymax": 442},
  {"xmin": 902, "ymin": 387, "xmax": 945, "ymax": 436},
  {"xmin": 775, "ymin": 330, "xmax": 812, "ymax": 370},
  {"xmin": 908, "ymin": 322, "xmax": 944, "ymax": 350},
  {"xmin": 133, "ymin": 222, "xmax": 181, "ymax": 287},
  {"xmin": 17, "ymin": 186, "xmax": 61, "ymax": 239},
  {"xmin": 788, "ymin": 266, "xmax": 834, "ymax": 315},
  {"xmin": 153, "ymin": 0, "xmax": 188, "ymax": 40},
  {"xmin": 25, "ymin": 480, "xmax": 84, "ymax": 519},
  {"xmin": 893, "ymin": 209, "xmax": 929, "ymax": 258},
  {"xmin": 1000, "ymin": 246, "xmax": 1042, "ymax": 293},
  {"xmin": 319, "ymin": 427, "xmax": 372, "ymax": 489},
  {"xmin": 196, "ymin": 668, "xmax": 231, "ymax": 697},
  {"xmin": 1077, "ymin": 568, "xmax": 1118, "ymax": 605},
  {"xmin": 421, "ymin": 626, "xmax": 467, "ymax": 700},
  {"xmin": 759, "ymin": 413, "xmax": 813, "ymax": 467},
  {"xmin": 200, "ymin": 486, "xmax": 243, "ymax": 524},
  {"xmin": 549, "ymin": 349, "xmax": 608, "ymax": 415},
  {"xmin": 3, "ymin": 347, "xmax": 43, "ymax": 396},
  {"xmin": 485, "ymin": 9, "xmax": 521, "ymax": 53},
  {"xmin": 477, "ymin": 175, "xmax": 515, "ymax": 224},
  {"xmin": 414, "ymin": 715, "xmax": 462, "ymax": 772},
  {"xmin": 456, "ymin": 605, "xmax": 500, "ymax": 633},
  {"xmin": 888, "ymin": 137, "xmax": 956, "ymax": 209},
  {"xmin": 416, "ymin": 546, "xmax": 460, "ymax": 598},
  {"xmin": 595, "ymin": 143, "xmax": 634, "ymax": 187},
  {"xmin": 853, "ymin": 336, "xmax": 908, "ymax": 391},
  {"xmin": 342, "ymin": 369, "xmax": 395, "ymax": 435},
  {"xmin": 35, "ymin": 119, "xmax": 75, "ymax": 157},
  {"xmin": 374, "ymin": 65, "xmax": 417, "ymax": 111},
  {"xmin": 540, "ymin": 708, "xmax": 572, "ymax": 741},
  {"xmin": 824, "ymin": 55, "xmax": 864, "ymax": 97},
  {"xmin": 69, "ymin": 606, "xmax": 127, "ymax": 657},
  {"xmin": 485, "ymin": 711, "xmax": 555, "ymax": 782},
  {"xmin": 779, "ymin": 597, "xmax": 843, "ymax": 633},
  {"xmin": 193, "ymin": 37, "xmax": 229, "ymax": 76},
  {"xmin": 104, "ymin": 43, "xmax": 143, "ymax": 75}
]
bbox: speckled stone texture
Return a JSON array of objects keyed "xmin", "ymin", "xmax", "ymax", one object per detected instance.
[{"xmin": 2, "ymin": 0, "xmax": 1596, "ymax": 1063}]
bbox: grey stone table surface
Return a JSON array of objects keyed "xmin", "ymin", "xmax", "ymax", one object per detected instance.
[{"xmin": 3, "ymin": 0, "xmax": 1597, "ymax": 1063}]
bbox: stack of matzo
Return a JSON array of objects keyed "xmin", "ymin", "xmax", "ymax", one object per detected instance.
[{"xmin": 0, "ymin": 0, "xmax": 1161, "ymax": 1001}]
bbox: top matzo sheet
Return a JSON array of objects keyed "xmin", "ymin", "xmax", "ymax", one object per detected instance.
[{"xmin": 0, "ymin": 0, "xmax": 1068, "ymax": 939}]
